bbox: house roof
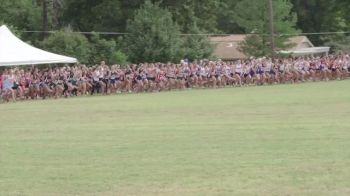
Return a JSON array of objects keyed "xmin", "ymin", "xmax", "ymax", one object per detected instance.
[
  {"xmin": 286, "ymin": 36, "xmax": 314, "ymax": 50},
  {"xmin": 210, "ymin": 35, "xmax": 247, "ymax": 42},
  {"xmin": 210, "ymin": 35, "xmax": 315, "ymax": 60}
]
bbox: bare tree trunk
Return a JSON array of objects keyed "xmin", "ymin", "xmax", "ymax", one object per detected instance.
[
  {"xmin": 52, "ymin": 0, "xmax": 64, "ymax": 29},
  {"xmin": 267, "ymin": 0, "xmax": 275, "ymax": 58},
  {"xmin": 42, "ymin": 0, "xmax": 48, "ymax": 39}
]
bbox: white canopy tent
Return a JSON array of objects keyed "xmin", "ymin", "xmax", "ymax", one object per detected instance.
[{"xmin": 0, "ymin": 25, "xmax": 77, "ymax": 66}]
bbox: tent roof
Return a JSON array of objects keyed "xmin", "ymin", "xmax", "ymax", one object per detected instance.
[{"xmin": 0, "ymin": 25, "xmax": 77, "ymax": 66}]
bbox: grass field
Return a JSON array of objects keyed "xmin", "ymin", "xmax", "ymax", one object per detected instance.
[{"xmin": 1, "ymin": 81, "xmax": 350, "ymax": 196}]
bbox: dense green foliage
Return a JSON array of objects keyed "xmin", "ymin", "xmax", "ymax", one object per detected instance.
[
  {"xmin": 234, "ymin": 0, "xmax": 298, "ymax": 56},
  {"xmin": 291, "ymin": 0, "xmax": 350, "ymax": 45},
  {"xmin": 41, "ymin": 30, "xmax": 128, "ymax": 65},
  {"xmin": 182, "ymin": 22, "xmax": 214, "ymax": 61},
  {"xmin": 41, "ymin": 29, "xmax": 91, "ymax": 64},
  {"xmin": 63, "ymin": 0, "xmax": 125, "ymax": 32},
  {"xmin": 0, "ymin": 0, "xmax": 41, "ymax": 31},
  {"xmin": 1, "ymin": 81, "xmax": 350, "ymax": 195},
  {"xmin": 1, "ymin": 0, "xmax": 350, "ymax": 61},
  {"xmin": 124, "ymin": 1, "xmax": 183, "ymax": 63},
  {"xmin": 124, "ymin": 1, "xmax": 214, "ymax": 63},
  {"xmin": 89, "ymin": 34, "xmax": 128, "ymax": 65}
]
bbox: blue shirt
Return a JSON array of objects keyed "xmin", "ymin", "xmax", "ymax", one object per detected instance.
[{"xmin": 3, "ymin": 79, "xmax": 13, "ymax": 90}]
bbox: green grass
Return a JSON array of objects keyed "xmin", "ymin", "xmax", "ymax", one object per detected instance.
[{"xmin": 1, "ymin": 81, "xmax": 350, "ymax": 196}]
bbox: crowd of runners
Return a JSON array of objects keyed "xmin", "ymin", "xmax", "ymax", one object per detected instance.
[{"xmin": 1, "ymin": 55, "xmax": 349, "ymax": 102}]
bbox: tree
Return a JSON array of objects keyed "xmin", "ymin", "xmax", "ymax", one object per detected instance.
[
  {"xmin": 159, "ymin": 1, "xmax": 213, "ymax": 61},
  {"xmin": 41, "ymin": 0, "xmax": 49, "ymax": 39},
  {"xmin": 291, "ymin": 0, "xmax": 348, "ymax": 45},
  {"xmin": 182, "ymin": 19, "xmax": 213, "ymax": 61},
  {"xmin": 161, "ymin": 0, "xmax": 221, "ymax": 33},
  {"xmin": 40, "ymin": 29, "xmax": 129, "ymax": 65},
  {"xmin": 182, "ymin": 30, "xmax": 213, "ymax": 61},
  {"xmin": 234, "ymin": 0, "xmax": 298, "ymax": 57},
  {"xmin": 110, "ymin": 50, "xmax": 129, "ymax": 65},
  {"xmin": 190, "ymin": 0, "xmax": 221, "ymax": 33},
  {"xmin": 0, "ymin": 0, "xmax": 41, "ymax": 31},
  {"xmin": 41, "ymin": 28, "xmax": 91, "ymax": 64},
  {"xmin": 0, "ymin": 22, "xmax": 23, "ymax": 38},
  {"xmin": 89, "ymin": 33, "xmax": 128, "ymax": 65},
  {"xmin": 337, "ymin": 0, "xmax": 350, "ymax": 28},
  {"xmin": 63, "ymin": 0, "xmax": 126, "ymax": 32},
  {"xmin": 217, "ymin": 0, "xmax": 245, "ymax": 34},
  {"xmin": 124, "ymin": 0, "xmax": 183, "ymax": 63},
  {"xmin": 323, "ymin": 35, "xmax": 350, "ymax": 54},
  {"xmin": 52, "ymin": 0, "xmax": 65, "ymax": 28},
  {"xmin": 238, "ymin": 35, "xmax": 270, "ymax": 58}
]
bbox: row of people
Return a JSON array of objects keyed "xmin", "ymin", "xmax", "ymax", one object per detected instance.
[{"xmin": 1, "ymin": 55, "xmax": 350, "ymax": 102}]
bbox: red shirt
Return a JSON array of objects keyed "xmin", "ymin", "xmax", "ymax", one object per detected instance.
[{"xmin": 0, "ymin": 74, "xmax": 3, "ymax": 90}]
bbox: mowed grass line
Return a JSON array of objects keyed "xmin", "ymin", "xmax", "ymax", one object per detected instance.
[{"xmin": 1, "ymin": 81, "xmax": 350, "ymax": 196}]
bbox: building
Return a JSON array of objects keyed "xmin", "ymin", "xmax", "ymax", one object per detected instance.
[
  {"xmin": 210, "ymin": 35, "xmax": 329, "ymax": 60},
  {"xmin": 210, "ymin": 35, "xmax": 247, "ymax": 60}
]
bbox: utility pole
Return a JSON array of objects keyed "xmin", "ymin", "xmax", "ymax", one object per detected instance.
[{"xmin": 268, "ymin": 0, "xmax": 275, "ymax": 58}]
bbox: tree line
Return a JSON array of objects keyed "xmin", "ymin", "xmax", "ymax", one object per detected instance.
[{"xmin": 1, "ymin": 0, "xmax": 349, "ymax": 64}]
